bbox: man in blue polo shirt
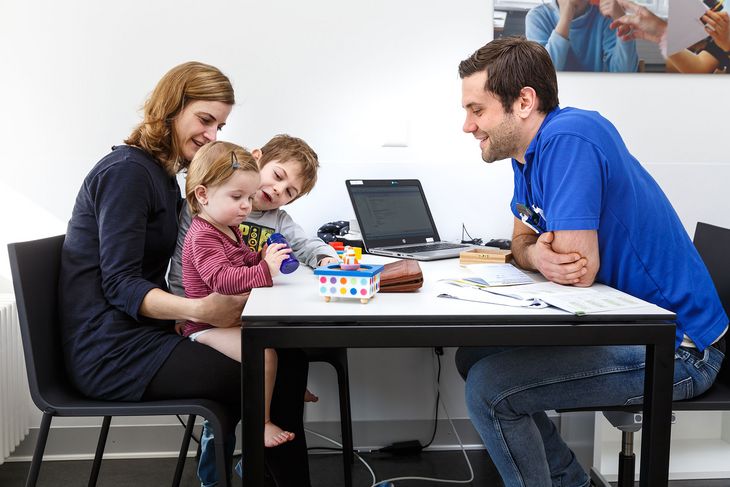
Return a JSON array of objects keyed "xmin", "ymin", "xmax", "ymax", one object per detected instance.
[{"xmin": 454, "ymin": 37, "xmax": 728, "ymax": 487}]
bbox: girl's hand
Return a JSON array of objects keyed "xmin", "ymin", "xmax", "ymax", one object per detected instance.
[{"xmin": 263, "ymin": 243, "xmax": 291, "ymax": 277}]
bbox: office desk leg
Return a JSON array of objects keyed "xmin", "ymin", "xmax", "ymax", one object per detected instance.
[
  {"xmin": 243, "ymin": 337, "xmax": 265, "ymax": 486},
  {"xmin": 639, "ymin": 340, "xmax": 674, "ymax": 487}
]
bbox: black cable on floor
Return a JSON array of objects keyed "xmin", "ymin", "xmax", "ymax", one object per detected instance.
[{"xmin": 422, "ymin": 349, "xmax": 442, "ymax": 449}]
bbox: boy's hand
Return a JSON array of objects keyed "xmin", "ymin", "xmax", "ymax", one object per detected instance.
[
  {"xmin": 318, "ymin": 257, "xmax": 339, "ymax": 266},
  {"xmin": 263, "ymin": 243, "xmax": 291, "ymax": 277}
]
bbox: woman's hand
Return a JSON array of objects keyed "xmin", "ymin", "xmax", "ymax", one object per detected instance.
[{"xmin": 197, "ymin": 292, "xmax": 249, "ymax": 328}]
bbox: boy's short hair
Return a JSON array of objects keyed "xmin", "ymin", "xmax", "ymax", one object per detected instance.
[
  {"xmin": 259, "ymin": 134, "xmax": 319, "ymax": 199},
  {"xmin": 186, "ymin": 141, "xmax": 259, "ymax": 215}
]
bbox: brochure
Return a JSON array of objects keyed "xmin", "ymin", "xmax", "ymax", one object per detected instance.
[
  {"xmin": 437, "ymin": 277, "xmax": 648, "ymax": 315},
  {"xmin": 484, "ymin": 282, "xmax": 647, "ymax": 315},
  {"xmin": 461, "ymin": 263, "xmax": 535, "ymax": 286}
]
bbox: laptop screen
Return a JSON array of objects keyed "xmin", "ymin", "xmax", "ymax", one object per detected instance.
[{"xmin": 346, "ymin": 180, "xmax": 441, "ymax": 246}]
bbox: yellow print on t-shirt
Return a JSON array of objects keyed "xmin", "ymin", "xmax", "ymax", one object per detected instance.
[{"xmin": 239, "ymin": 223, "xmax": 275, "ymax": 252}]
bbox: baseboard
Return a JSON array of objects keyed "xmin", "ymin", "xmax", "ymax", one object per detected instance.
[{"xmin": 6, "ymin": 419, "xmax": 487, "ymax": 462}]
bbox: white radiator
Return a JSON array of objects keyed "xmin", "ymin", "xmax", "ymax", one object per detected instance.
[{"xmin": 0, "ymin": 295, "xmax": 31, "ymax": 464}]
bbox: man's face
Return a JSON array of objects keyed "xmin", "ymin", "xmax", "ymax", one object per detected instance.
[{"xmin": 461, "ymin": 71, "xmax": 521, "ymax": 163}]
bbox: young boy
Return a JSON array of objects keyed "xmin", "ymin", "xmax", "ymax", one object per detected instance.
[
  {"xmin": 169, "ymin": 133, "xmax": 338, "ymax": 296},
  {"xmin": 167, "ymin": 134, "xmax": 338, "ymax": 486}
]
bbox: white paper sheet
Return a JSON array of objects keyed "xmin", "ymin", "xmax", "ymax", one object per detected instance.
[
  {"xmin": 462, "ymin": 263, "xmax": 535, "ymax": 286},
  {"xmin": 485, "ymin": 281, "xmax": 647, "ymax": 315},
  {"xmin": 667, "ymin": 0, "xmax": 710, "ymax": 56},
  {"xmin": 436, "ymin": 281, "xmax": 548, "ymax": 308}
]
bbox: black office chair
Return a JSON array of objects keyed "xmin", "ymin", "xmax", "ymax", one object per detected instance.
[
  {"xmin": 304, "ymin": 347, "xmax": 355, "ymax": 487},
  {"xmin": 8, "ymin": 235, "xmax": 231, "ymax": 487},
  {"xmin": 559, "ymin": 222, "xmax": 730, "ymax": 487}
]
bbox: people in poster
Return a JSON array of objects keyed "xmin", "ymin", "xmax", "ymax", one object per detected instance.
[
  {"xmin": 494, "ymin": 0, "xmax": 730, "ymax": 73},
  {"xmin": 525, "ymin": 0, "xmax": 639, "ymax": 71},
  {"xmin": 611, "ymin": 0, "xmax": 730, "ymax": 73}
]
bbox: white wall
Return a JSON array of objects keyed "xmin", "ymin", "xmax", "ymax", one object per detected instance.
[{"xmin": 2, "ymin": 0, "xmax": 730, "ymax": 443}]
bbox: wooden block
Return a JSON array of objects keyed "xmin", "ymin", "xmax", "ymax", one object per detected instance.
[{"xmin": 459, "ymin": 247, "xmax": 512, "ymax": 264}]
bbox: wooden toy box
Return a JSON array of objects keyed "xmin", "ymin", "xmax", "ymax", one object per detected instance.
[{"xmin": 314, "ymin": 263, "xmax": 384, "ymax": 303}]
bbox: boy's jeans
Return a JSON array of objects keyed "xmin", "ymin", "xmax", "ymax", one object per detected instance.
[
  {"xmin": 198, "ymin": 420, "xmax": 238, "ymax": 487},
  {"xmin": 455, "ymin": 344, "xmax": 724, "ymax": 487}
]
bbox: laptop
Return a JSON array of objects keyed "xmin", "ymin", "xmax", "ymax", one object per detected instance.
[{"xmin": 345, "ymin": 179, "xmax": 473, "ymax": 261}]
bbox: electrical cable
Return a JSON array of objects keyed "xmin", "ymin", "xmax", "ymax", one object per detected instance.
[
  {"xmin": 460, "ymin": 223, "xmax": 483, "ymax": 246},
  {"xmin": 303, "ymin": 350, "xmax": 475, "ymax": 486},
  {"xmin": 304, "ymin": 427, "xmax": 377, "ymax": 486},
  {"xmin": 422, "ymin": 350, "xmax": 441, "ymax": 448}
]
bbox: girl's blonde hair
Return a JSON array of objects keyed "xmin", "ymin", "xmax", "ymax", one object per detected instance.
[
  {"xmin": 124, "ymin": 61, "xmax": 235, "ymax": 175},
  {"xmin": 186, "ymin": 141, "xmax": 259, "ymax": 215}
]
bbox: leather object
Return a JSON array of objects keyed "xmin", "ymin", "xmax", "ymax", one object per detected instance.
[{"xmin": 379, "ymin": 259, "xmax": 423, "ymax": 292}]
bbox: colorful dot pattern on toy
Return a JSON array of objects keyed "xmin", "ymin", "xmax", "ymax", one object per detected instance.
[{"xmin": 314, "ymin": 263, "xmax": 383, "ymax": 302}]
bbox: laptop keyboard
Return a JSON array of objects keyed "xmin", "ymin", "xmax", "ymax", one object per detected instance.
[{"xmin": 387, "ymin": 242, "xmax": 467, "ymax": 253}]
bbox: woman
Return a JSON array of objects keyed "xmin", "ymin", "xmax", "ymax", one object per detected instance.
[{"xmin": 58, "ymin": 62, "xmax": 311, "ymax": 486}]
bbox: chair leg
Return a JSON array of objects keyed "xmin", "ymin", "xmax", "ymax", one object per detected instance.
[
  {"xmin": 332, "ymin": 348, "xmax": 354, "ymax": 487},
  {"xmin": 25, "ymin": 412, "xmax": 52, "ymax": 487},
  {"xmin": 87, "ymin": 416, "xmax": 111, "ymax": 487},
  {"xmin": 617, "ymin": 431, "xmax": 636, "ymax": 487},
  {"xmin": 172, "ymin": 414, "xmax": 196, "ymax": 487}
]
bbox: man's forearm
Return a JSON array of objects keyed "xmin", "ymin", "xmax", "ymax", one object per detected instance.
[{"xmin": 511, "ymin": 233, "xmax": 538, "ymax": 270}]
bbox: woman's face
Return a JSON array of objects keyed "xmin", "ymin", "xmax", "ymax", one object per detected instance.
[{"xmin": 174, "ymin": 100, "xmax": 233, "ymax": 162}]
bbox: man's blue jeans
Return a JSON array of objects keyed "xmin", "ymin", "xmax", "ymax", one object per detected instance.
[
  {"xmin": 197, "ymin": 420, "xmax": 238, "ymax": 487},
  {"xmin": 455, "ymin": 344, "xmax": 724, "ymax": 487}
]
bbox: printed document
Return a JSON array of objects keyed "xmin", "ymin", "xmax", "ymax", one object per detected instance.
[
  {"xmin": 436, "ymin": 280, "xmax": 548, "ymax": 308},
  {"xmin": 462, "ymin": 263, "xmax": 535, "ymax": 286},
  {"xmin": 485, "ymin": 282, "xmax": 647, "ymax": 315}
]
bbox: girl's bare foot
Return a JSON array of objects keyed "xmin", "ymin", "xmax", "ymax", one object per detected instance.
[
  {"xmin": 304, "ymin": 389, "xmax": 319, "ymax": 402},
  {"xmin": 264, "ymin": 421, "xmax": 295, "ymax": 448}
]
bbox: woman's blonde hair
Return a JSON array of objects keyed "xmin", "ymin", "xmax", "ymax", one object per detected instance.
[
  {"xmin": 186, "ymin": 141, "xmax": 259, "ymax": 215},
  {"xmin": 125, "ymin": 61, "xmax": 234, "ymax": 175}
]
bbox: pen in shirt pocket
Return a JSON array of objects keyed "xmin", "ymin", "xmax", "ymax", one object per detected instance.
[{"xmin": 516, "ymin": 203, "xmax": 546, "ymax": 234}]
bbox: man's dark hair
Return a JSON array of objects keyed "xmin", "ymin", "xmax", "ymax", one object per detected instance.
[{"xmin": 459, "ymin": 36, "xmax": 559, "ymax": 114}]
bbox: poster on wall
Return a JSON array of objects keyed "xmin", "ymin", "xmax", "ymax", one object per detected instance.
[{"xmin": 493, "ymin": 0, "xmax": 729, "ymax": 73}]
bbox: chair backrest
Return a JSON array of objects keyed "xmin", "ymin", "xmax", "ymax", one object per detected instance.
[
  {"xmin": 7, "ymin": 235, "xmax": 68, "ymax": 410},
  {"xmin": 694, "ymin": 223, "xmax": 730, "ymax": 320},
  {"xmin": 693, "ymin": 222, "xmax": 730, "ymax": 384}
]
